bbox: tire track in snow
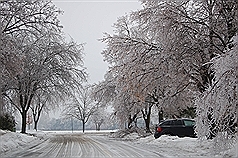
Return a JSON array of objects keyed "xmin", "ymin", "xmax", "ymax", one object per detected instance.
[{"xmin": 2, "ymin": 133, "xmax": 165, "ymax": 157}]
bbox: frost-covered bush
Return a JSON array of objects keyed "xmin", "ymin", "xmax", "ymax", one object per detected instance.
[{"xmin": 195, "ymin": 35, "xmax": 237, "ymax": 152}]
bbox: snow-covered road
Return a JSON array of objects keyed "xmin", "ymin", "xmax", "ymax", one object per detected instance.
[{"xmin": 1, "ymin": 133, "xmax": 163, "ymax": 158}]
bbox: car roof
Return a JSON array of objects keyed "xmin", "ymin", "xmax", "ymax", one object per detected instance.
[{"xmin": 158, "ymin": 118, "xmax": 195, "ymax": 124}]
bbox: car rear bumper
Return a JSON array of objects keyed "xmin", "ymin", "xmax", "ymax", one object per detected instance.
[{"xmin": 154, "ymin": 132, "xmax": 162, "ymax": 139}]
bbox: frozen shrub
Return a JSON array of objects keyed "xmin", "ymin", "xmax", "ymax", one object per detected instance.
[{"xmin": 0, "ymin": 113, "xmax": 16, "ymax": 132}]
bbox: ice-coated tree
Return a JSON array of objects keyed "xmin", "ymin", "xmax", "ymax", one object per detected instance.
[
  {"xmin": 30, "ymin": 87, "xmax": 61, "ymax": 131},
  {"xmin": 195, "ymin": 35, "xmax": 237, "ymax": 152},
  {"xmin": 138, "ymin": 0, "xmax": 237, "ymax": 91},
  {"xmin": 139, "ymin": 0, "xmax": 237, "ymax": 149},
  {"xmin": 101, "ymin": 0, "xmax": 237, "ymax": 139},
  {"xmin": 1, "ymin": 0, "xmax": 86, "ymax": 133},
  {"xmin": 90, "ymin": 80, "xmax": 117, "ymax": 130},
  {"xmin": 4, "ymin": 34, "xmax": 86, "ymax": 133},
  {"xmin": 91, "ymin": 106, "xmax": 108, "ymax": 131},
  {"xmin": 62, "ymin": 85, "xmax": 97, "ymax": 133},
  {"xmin": 30, "ymin": 91, "xmax": 48, "ymax": 131},
  {"xmin": 91, "ymin": 79, "xmax": 116, "ymax": 107},
  {"xmin": 0, "ymin": 0, "xmax": 62, "ymax": 86},
  {"xmin": 101, "ymin": 2, "xmax": 195, "ymax": 130}
]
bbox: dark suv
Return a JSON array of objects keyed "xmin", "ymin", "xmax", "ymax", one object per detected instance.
[{"xmin": 154, "ymin": 118, "xmax": 196, "ymax": 139}]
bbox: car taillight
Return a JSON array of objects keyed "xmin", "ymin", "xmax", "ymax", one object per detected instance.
[{"xmin": 157, "ymin": 126, "xmax": 162, "ymax": 132}]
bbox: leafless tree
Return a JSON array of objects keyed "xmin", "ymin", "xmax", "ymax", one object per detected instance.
[
  {"xmin": 91, "ymin": 107, "xmax": 108, "ymax": 131},
  {"xmin": 143, "ymin": 0, "xmax": 238, "ymax": 92},
  {"xmin": 100, "ymin": 0, "xmax": 238, "ymax": 150},
  {"xmin": 30, "ymin": 87, "xmax": 60, "ymax": 131},
  {"xmin": 62, "ymin": 85, "xmax": 97, "ymax": 133},
  {"xmin": 101, "ymin": 12, "xmax": 194, "ymax": 130},
  {"xmin": 1, "ymin": 0, "xmax": 86, "ymax": 133},
  {"xmin": 101, "ymin": 0, "xmax": 237, "ymax": 134},
  {"xmin": 30, "ymin": 93, "xmax": 47, "ymax": 131},
  {"xmin": 0, "ymin": 0, "xmax": 62, "ymax": 88}
]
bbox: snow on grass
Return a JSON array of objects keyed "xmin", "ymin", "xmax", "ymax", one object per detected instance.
[
  {"xmin": 108, "ymin": 129, "xmax": 237, "ymax": 157},
  {"xmin": 0, "ymin": 130, "xmax": 42, "ymax": 153},
  {"xmin": 129, "ymin": 134, "xmax": 238, "ymax": 157},
  {"xmin": 136, "ymin": 135, "xmax": 210, "ymax": 157}
]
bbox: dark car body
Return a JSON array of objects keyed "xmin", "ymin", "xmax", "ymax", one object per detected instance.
[{"xmin": 154, "ymin": 118, "xmax": 196, "ymax": 139}]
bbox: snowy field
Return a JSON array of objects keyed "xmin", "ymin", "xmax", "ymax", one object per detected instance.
[{"xmin": 0, "ymin": 129, "xmax": 237, "ymax": 157}]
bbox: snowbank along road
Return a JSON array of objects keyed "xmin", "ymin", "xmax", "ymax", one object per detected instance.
[{"xmin": 1, "ymin": 133, "xmax": 164, "ymax": 158}]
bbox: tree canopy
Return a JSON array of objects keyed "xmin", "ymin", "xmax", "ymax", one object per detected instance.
[
  {"xmin": 1, "ymin": 0, "xmax": 87, "ymax": 133},
  {"xmin": 100, "ymin": 0, "xmax": 237, "ymax": 150}
]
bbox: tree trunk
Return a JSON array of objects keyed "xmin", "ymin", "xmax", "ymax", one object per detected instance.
[
  {"xmin": 159, "ymin": 108, "xmax": 164, "ymax": 123},
  {"xmin": 34, "ymin": 121, "xmax": 38, "ymax": 131},
  {"xmin": 128, "ymin": 115, "xmax": 133, "ymax": 129},
  {"xmin": 97, "ymin": 123, "xmax": 102, "ymax": 131},
  {"xmin": 127, "ymin": 113, "xmax": 137, "ymax": 129},
  {"xmin": 32, "ymin": 111, "xmax": 41, "ymax": 131},
  {"xmin": 145, "ymin": 116, "xmax": 151, "ymax": 133},
  {"xmin": 97, "ymin": 124, "xmax": 100, "ymax": 131},
  {"xmin": 82, "ymin": 120, "xmax": 85, "ymax": 133},
  {"xmin": 21, "ymin": 110, "xmax": 27, "ymax": 133},
  {"xmin": 142, "ymin": 105, "xmax": 152, "ymax": 133},
  {"xmin": 95, "ymin": 124, "xmax": 100, "ymax": 131}
]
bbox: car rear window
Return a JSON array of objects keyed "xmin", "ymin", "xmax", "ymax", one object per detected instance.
[{"xmin": 184, "ymin": 120, "xmax": 195, "ymax": 126}]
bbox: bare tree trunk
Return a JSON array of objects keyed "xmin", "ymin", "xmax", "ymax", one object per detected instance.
[
  {"xmin": 19, "ymin": 91, "xmax": 34, "ymax": 133},
  {"xmin": 96, "ymin": 124, "xmax": 100, "ymax": 131},
  {"xmin": 145, "ymin": 117, "xmax": 150, "ymax": 133},
  {"xmin": 21, "ymin": 110, "xmax": 27, "ymax": 133},
  {"xmin": 82, "ymin": 120, "xmax": 85, "ymax": 133},
  {"xmin": 128, "ymin": 115, "xmax": 133, "ymax": 129},
  {"xmin": 142, "ymin": 105, "xmax": 152, "ymax": 133},
  {"xmin": 97, "ymin": 124, "xmax": 100, "ymax": 131},
  {"xmin": 32, "ymin": 106, "xmax": 43, "ymax": 131},
  {"xmin": 34, "ymin": 121, "xmax": 38, "ymax": 131},
  {"xmin": 127, "ymin": 113, "xmax": 137, "ymax": 129},
  {"xmin": 33, "ymin": 112, "xmax": 39, "ymax": 131}
]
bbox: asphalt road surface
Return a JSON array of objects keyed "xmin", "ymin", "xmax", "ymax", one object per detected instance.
[{"xmin": 2, "ymin": 133, "xmax": 164, "ymax": 158}]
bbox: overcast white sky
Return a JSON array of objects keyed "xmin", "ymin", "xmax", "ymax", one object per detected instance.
[{"xmin": 52, "ymin": 0, "xmax": 142, "ymax": 83}]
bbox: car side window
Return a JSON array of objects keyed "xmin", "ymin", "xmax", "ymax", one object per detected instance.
[
  {"xmin": 184, "ymin": 120, "xmax": 195, "ymax": 126},
  {"xmin": 172, "ymin": 120, "xmax": 183, "ymax": 125}
]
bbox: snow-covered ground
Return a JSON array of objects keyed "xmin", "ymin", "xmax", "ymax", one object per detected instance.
[
  {"xmin": 0, "ymin": 129, "xmax": 237, "ymax": 157},
  {"xmin": 0, "ymin": 129, "xmax": 48, "ymax": 153},
  {"xmin": 126, "ymin": 133, "xmax": 238, "ymax": 157},
  {"xmin": 0, "ymin": 129, "xmax": 115, "ymax": 154}
]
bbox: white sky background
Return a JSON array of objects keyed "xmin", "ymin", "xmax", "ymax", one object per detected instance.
[{"xmin": 52, "ymin": 0, "xmax": 142, "ymax": 83}]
